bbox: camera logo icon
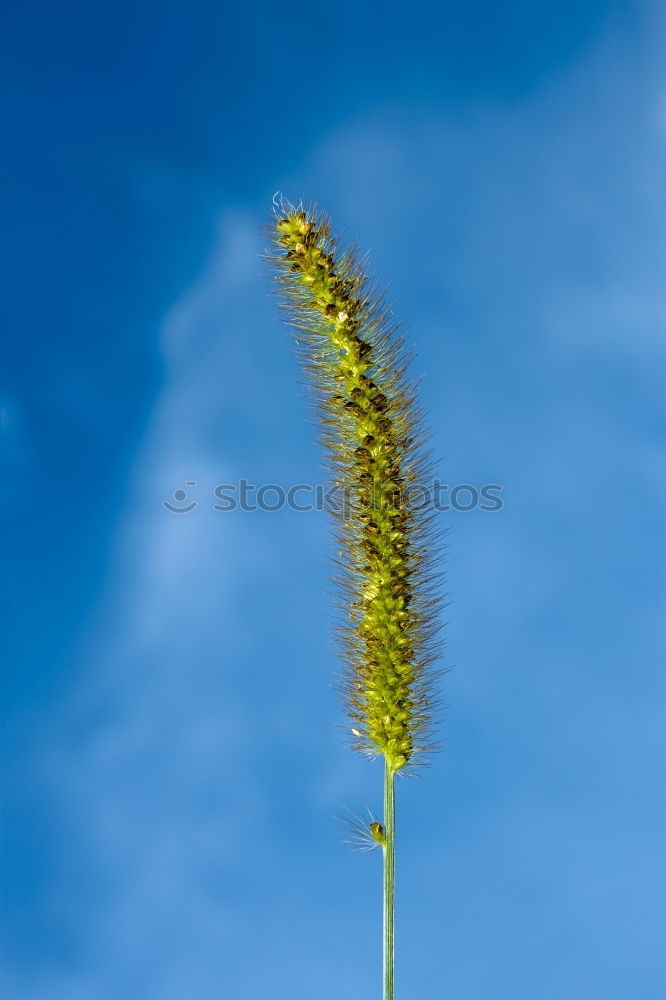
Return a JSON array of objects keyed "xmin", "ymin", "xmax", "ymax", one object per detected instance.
[{"xmin": 163, "ymin": 482, "xmax": 198, "ymax": 513}]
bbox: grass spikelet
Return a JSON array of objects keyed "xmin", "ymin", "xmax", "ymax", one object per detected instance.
[
  {"xmin": 338, "ymin": 805, "xmax": 386, "ymax": 852},
  {"xmin": 265, "ymin": 196, "xmax": 444, "ymax": 999}
]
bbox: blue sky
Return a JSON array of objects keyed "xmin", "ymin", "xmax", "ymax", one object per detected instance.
[{"xmin": 2, "ymin": 2, "xmax": 665, "ymax": 997}]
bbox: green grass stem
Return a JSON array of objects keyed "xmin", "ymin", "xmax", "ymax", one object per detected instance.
[{"xmin": 383, "ymin": 763, "xmax": 396, "ymax": 1000}]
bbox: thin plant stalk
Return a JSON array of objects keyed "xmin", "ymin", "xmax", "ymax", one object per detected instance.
[{"xmin": 383, "ymin": 762, "xmax": 395, "ymax": 1000}]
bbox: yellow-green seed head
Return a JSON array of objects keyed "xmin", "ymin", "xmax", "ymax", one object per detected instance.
[{"xmin": 266, "ymin": 199, "xmax": 443, "ymax": 772}]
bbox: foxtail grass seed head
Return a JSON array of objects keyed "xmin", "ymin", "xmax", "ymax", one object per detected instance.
[{"xmin": 266, "ymin": 198, "xmax": 443, "ymax": 775}]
